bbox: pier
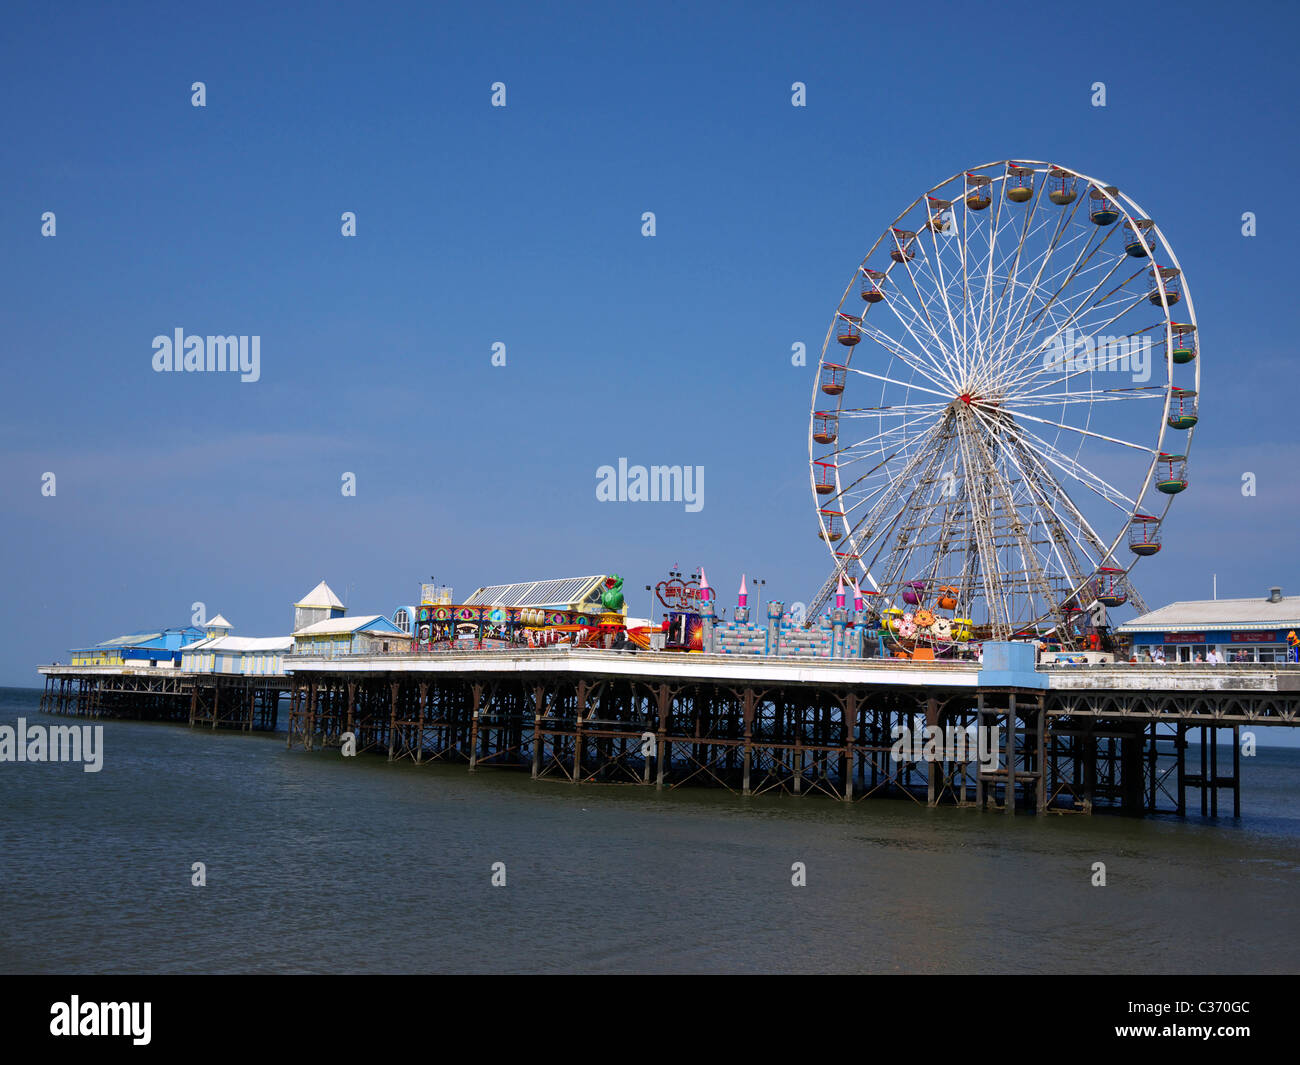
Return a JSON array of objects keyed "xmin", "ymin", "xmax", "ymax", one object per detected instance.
[
  {"xmin": 39, "ymin": 666, "xmax": 288, "ymax": 732},
  {"xmin": 37, "ymin": 651, "xmax": 1300, "ymax": 818}
]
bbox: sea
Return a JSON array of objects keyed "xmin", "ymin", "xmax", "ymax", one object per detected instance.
[{"xmin": 1, "ymin": 686, "xmax": 1297, "ymax": 974}]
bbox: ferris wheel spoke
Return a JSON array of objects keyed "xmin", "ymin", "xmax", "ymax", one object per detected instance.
[
  {"xmin": 994, "ymin": 431, "xmax": 1103, "ymax": 589},
  {"xmin": 874, "ymin": 285, "xmax": 962, "ymax": 391},
  {"xmin": 957, "ymin": 191, "xmax": 974, "ymax": 381},
  {"xmin": 952, "ymin": 412, "xmax": 1013, "ymax": 632},
  {"xmin": 824, "ymin": 412, "xmax": 947, "ymax": 488},
  {"xmin": 839, "ymin": 400, "xmax": 952, "ymax": 415},
  {"xmin": 994, "ymin": 415, "xmax": 1142, "ymax": 514},
  {"xmin": 986, "ymin": 230, "xmax": 1132, "ymax": 388},
  {"xmin": 839, "ymin": 416, "xmax": 956, "ymax": 571},
  {"xmin": 837, "ymin": 407, "xmax": 954, "ymax": 451},
  {"xmin": 990, "ymin": 248, "xmax": 1137, "ymax": 393},
  {"xmin": 986, "ymin": 216, "xmax": 1112, "ymax": 375},
  {"xmin": 967, "ymin": 197, "xmax": 1022, "ymax": 379},
  {"xmin": 970, "ymin": 206, "xmax": 1068, "ymax": 377},
  {"xmin": 997, "ymin": 430, "xmax": 1119, "ymax": 579},
  {"xmin": 1002, "ymin": 305, "xmax": 1165, "ymax": 399},
  {"xmin": 842, "ymin": 365, "xmax": 957, "ymax": 403},
  {"xmin": 966, "ymin": 409, "xmax": 1068, "ymax": 629},
  {"xmin": 912, "ymin": 221, "xmax": 970, "ymax": 378},
  {"xmin": 853, "ymin": 324, "xmax": 964, "ymax": 395},
  {"xmin": 839, "ymin": 473, "xmax": 896, "ymax": 507},
  {"xmin": 834, "ymin": 479, "xmax": 896, "ymax": 519},
  {"xmin": 998, "ymin": 387, "xmax": 1164, "ymax": 408},
  {"xmin": 826, "ymin": 411, "xmax": 950, "ymax": 520},
  {"xmin": 983, "ymin": 203, "xmax": 1075, "ymax": 375},
  {"xmin": 860, "ymin": 306, "xmax": 941, "ymax": 355},
  {"xmin": 1011, "ymin": 205, "xmax": 1129, "ymax": 337},
  {"xmin": 1001, "ymin": 406, "xmax": 1153, "ymax": 454},
  {"xmin": 959, "ymin": 193, "xmax": 1029, "ymax": 380}
]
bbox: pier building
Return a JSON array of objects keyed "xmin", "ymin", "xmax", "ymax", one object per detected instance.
[
  {"xmin": 294, "ymin": 581, "xmax": 346, "ymax": 631},
  {"xmin": 292, "ymin": 616, "xmax": 411, "ymax": 657},
  {"xmin": 68, "ymin": 626, "xmax": 205, "ymax": 668},
  {"xmin": 181, "ymin": 634, "xmax": 294, "ymax": 676},
  {"xmin": 407, "ymin": 575, "xmax": 627, "ymax": 650},
  {"xmin": 1118, "ymin": 587, "xmax": 1300, "ymax": 663},
  {"xmin": 289, "ymin": 579, "xmax": 413, "ymax": 657}
]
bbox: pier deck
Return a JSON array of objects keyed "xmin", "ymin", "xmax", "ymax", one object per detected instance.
[{"xmin": 37, "ymin": 652, "xmax": 1300, "ymax": 817}]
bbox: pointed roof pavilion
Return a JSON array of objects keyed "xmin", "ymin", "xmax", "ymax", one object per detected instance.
[{"xmin": 295, "ymin": 581, "xmax": 345, "ymax": 610}]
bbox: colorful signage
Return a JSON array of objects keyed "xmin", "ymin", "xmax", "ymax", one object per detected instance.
[{"xmin": 656, "ymin": 577, "xmax": 704, "ymax": 611}]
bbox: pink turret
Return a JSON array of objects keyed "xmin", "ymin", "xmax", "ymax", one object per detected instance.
[
  {"xmin": 835, "ymin": 575, "xmax": 846, "ymax": 610},
  {"xmin": 851, "ymin": 578, "xmax": 865, "ymax": 612},
  {"xmin": 737, "ymin": 574, "xmax": 748, "ymax": 609},
  {"xmin": 699, "ymin": 567, "xmax": 711, "ymax": 603}
]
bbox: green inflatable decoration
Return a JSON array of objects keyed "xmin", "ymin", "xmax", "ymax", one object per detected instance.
[{"xmin": 601, "ymin": 575, "xmax": 625, "ymax": 612}]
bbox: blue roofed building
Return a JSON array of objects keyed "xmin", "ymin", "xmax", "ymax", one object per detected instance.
[{"xmin": 68, "ymin": 626, "xmax": 206, "ymax": 668}]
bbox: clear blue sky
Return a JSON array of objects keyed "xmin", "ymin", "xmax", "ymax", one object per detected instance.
[{"xmin": 2, "ymin": 0, "xmax": 1298, "ymax": 696}]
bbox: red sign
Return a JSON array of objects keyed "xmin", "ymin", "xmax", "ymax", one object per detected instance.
[
  {"xmin": 656, "ymin": 578, "xmax": 706, "ymax": 611},
  {"xmin": 1231, "ymin": 631, "xmax": 1278, "ymax": 643},
  {"xmin": 1163, "ymin": 633, "xmax": 1205, "ymax": 643}
]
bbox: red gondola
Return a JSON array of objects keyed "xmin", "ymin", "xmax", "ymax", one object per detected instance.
[
  {"xmin": 820, "ymin": 363, "xmax": 846, "ymax": 396},
  {"xmin": 812, "ymin": 411, "xmax": 838, "ymax": 445},
  {"xmin": 890, "ymin": 228, "xmax": 916, "ymax": 263},
  {"xmin": 814, "ymin": 460, "xmax": 837, "ymax": 495},
  {"xmin": 860, "ymin": 268, "xmax": 886, "ymax": 303},
  {"xmin": 818, "ymin": 509, "xmax": 844, "ymax": 542},
  {"xmin": 836, "ymin": 312, "xmax": 861, "ymax": 346}
]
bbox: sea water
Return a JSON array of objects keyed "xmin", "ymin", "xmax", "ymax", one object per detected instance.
[{"xmin": 1, "ymin": 686, "xmax": 1296, "ymax": 974}]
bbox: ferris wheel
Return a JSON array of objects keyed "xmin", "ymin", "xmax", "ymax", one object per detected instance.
[{"xmin": 808, "ymin": 160, "xmax": 1199, "ymax": 648}]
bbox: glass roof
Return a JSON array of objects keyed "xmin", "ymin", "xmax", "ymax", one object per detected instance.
[{"xmin": 464, "ymin": 576, "xmax": 605, "ymax": 608}]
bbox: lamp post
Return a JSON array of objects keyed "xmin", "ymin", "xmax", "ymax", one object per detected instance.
[
  {"xmin": 645, "ymin": 584, "xmax": 653, "ymax": 626},
  {"xmin": 754, "ymin": 578, "xmax": 767, "ymax": 614}
]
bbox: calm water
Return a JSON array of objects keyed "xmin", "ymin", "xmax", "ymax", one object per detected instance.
[{"xmin": 1, "ymin": 686, "xmax": 1297, "ymax": 974}]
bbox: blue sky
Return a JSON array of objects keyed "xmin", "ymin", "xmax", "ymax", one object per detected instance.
[{"xmin": 2, "ymin": 0, "xmax": 1298, "ymax": 694}]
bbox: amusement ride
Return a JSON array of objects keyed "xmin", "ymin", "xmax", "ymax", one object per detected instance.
[{"xmin": 807, "ymin": 159, "xmax": 1199, "ymax": 655}]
